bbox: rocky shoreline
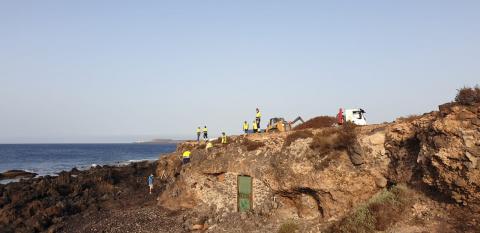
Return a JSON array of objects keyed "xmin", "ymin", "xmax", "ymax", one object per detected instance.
[
  {"xmin": 0, "ymin": 170, "xmax": 37, "ymax": 181},
  {"xmin": 0, "ymin": 161, "xmax": 164, "ymax": 233}
]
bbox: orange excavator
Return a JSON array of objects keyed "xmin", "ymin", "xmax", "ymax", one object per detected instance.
[{"xmin": 265, "ymin": 116, "xmax": 304, "ymax": 133}]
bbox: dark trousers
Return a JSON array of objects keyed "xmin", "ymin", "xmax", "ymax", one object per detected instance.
[
  {"xmin": 197, "ymin": 133, "xmax": 200, "ymax": 141},
  {"xmin": 256, "ymin": 118, "xmax": 261, "ymax": 129},
  {"xmin": 203, "ymin": 132, "xmax": 208, "ymax": 139},
  {"xmin": 183, "ymin": 157, "xmax": 190, "ymax": 164}
]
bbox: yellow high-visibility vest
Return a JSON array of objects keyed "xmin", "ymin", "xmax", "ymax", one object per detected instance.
[
  {"xmin": 196, "ymin": 128, "xmax": 201, "ymax": 133},
  {"xmin": 182, "ymin": 151, "xmax": 191, "ymax": 158},
  {"xmin": 243, "ymin": 123, "xmax": 249, "ymax": 130},
  {"xmin": 256, "ymin": 112, "xmax": 261, "ymax": 118},
  {"xmin": 221, "ymin": 135, "xmax": 227, "ymax": 144},
  {"xmin": 203, "ymin": 127, "xmax": 208, "ymax": 132},
  {"xmin": 253, "ymin": 122, "xmax": 258, "ymax": 129}
]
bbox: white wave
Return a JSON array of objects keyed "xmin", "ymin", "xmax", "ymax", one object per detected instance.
[{"xmin": 116, "ymin": 158, "xmax": 157, "ymax": 166}]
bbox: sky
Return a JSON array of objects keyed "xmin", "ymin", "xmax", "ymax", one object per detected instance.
[{"xmin": 0, "ymin": 1, "xmax": 479, "ymax": 143}]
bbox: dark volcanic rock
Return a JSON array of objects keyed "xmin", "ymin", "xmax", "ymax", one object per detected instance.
[
  {"xmin": 0, "ymin": 170, "xmax": 37, "ymax": 180},
  {"xmin": 0, "ymin": 161, "xmax": 158, "ymax": 233}
]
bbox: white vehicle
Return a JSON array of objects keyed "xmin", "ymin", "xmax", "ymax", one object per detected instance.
[{"xmin": 344, "ymin": 108, "xmax": 367, "ymax": 125}]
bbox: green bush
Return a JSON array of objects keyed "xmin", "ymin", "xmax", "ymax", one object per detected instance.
[{"xmin": 328, "ymin": 185, "xmax": 414, "ymax": 233}]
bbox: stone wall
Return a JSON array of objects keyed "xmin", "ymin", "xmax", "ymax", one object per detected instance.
[{"xmin": 205, "ymin": 172, "xmax": 272, "ymax": 213}]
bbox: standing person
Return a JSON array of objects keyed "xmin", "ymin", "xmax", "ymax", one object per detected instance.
[
  {"xmin": 337, "ymin": 108, "xmax": 344, "ymax": 125},
  {"xmin": 203, "ymin": 126, "xmax": 208, "ymax": 140},
  {"xmin": 243, "ymin": 121, "xmax": 249, "ymax": 134},
  {"xmin": 252, "ymin": 120, "xmax": 258, "ymax": 133},
  {"xmin": 196, "ymin": 127, "xmax": 201, "ymax": 142},
  {"xmin": 182, "ymin": 150, "xmax": 191, "ymax": 164},
  {"xmin": 221, "ymin": 132, "xmax": 227, "ymax": 144},
  {"xmin": 147, "ymin": 174, "xmax": 154, "ymax": 194},
  {"xmin": 256, "ymin": 108, "xmax": 262, "ymax": 129}
]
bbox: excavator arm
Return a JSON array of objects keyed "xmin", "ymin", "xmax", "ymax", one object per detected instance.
[{"xmin": 290, "ymin": 116, "xmax": 304, "ymax": 125}]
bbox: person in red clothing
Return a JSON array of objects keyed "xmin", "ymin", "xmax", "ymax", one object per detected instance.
[{"xmin": 337, "ymin": 108, "xmax": 344, "ymax": 125}]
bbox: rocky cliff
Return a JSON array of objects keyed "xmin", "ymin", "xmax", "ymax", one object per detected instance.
[
  {"xmin": 155, "ymin": 102, "xmax": 480, "ymax": 232},
  {"xmin": 386, "ymin": 103, "xmax": 480, "ymax": 206}
]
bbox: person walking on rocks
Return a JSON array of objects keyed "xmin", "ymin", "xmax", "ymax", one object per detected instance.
[
  {"xmin": 203, "ymin": 126, "xmax": 208, "ymax": 140},
  {"xmin": 147, "ymin": 174, "xmax": 154, "ymax": 194}
]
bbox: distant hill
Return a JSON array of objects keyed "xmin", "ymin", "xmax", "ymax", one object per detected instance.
[{"xmin": 134, "ymin": 139, "xmax": 184, "ymax": 144}]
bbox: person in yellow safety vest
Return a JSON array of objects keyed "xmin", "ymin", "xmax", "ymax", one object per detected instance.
[
  {"xmin": 203, "ymin": 126, "xmax": 208, "ymax": 139},
  {"xmin": 196, "ymin": 127, "xmax": 201, "ymax": 142},
  {"xmin": 256, "ymin": 108, "xmax": 261, "ymax": 129},
  {"xmin": 182, "ymin": 150, "xmax": 191, "ymax": 164},
  {"xmin": 206, "ymin": 141, "xmax": 213, "ymax": 152},
  {"xmin": 252, "ymin": 120, "xmax": 258, "ymax": 133},
  {"xmin": 243, "ymin": 121, "xmax": 249, "ymax": 134},
  {"xmin": 221, "ymin": 132, "xmax": 227, "ymax": 144}
]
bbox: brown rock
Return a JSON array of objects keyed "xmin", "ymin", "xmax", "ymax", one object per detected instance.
[{"xmin": 375, "ymin": 176, "xmax": 388, "ymax": 188}]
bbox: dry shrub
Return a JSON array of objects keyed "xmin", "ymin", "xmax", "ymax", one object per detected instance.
[
  {"xmin": 396, "ymin": 114, "xmax": 421, "ymax": 122},
  {"xmin": 327, "ymin": 185, "xmax": 414, "ymax": 233},
  {"xmin": 455, "ymin": 86, "xmax": 480, "ymax": 105},
  {"xmin": 284, "ymin": 130, "xmax": 314, "ymax": 147},
  {"xmin": 306, "ymin": 123, "xmax": 357, "ymax": 170},
  {"xmin": 309, "ymin": 123, "xmax": 357, "ymax": 154},
  {"xmin": 278, "ymin": 220, "xmax": 299, "ymax": 233},
  {"xmin": 294, "ymin": 116, "xmax": 336, "ymax": 130},
  {"xmin": 97, "ymin": 181, "xmax": 115, "ymax": 194},
  {"xmin": 243, "ymin": 139, "xmax": 265, "ymax": 151}
]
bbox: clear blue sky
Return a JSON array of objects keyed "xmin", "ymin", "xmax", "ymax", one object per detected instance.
[{"xmin": 0, "ymin": 1, "xmax": 479, "ymax": 143}]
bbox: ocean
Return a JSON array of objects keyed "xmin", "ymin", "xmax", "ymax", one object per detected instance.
[{"xmin": 0, "ymin": 143, "xmax": 176, "ymax": 182}]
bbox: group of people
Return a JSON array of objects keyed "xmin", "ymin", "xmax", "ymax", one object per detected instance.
[
  {"xmin": 196, "ymin": 126, "xmax": 208, "ymax": 141},
  {"xmin": 195, "ymin": 108, "xmax": 262, "ymax": 142},
  {"xmin": 243, "ymin": 108, "xmax": 262, "ymax": 133},
  {"xmin": 148, "ymin": 108, "xmax": 262, "ymax": 194}
]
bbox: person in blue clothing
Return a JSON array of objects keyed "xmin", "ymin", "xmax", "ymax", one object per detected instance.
[{"xmin": 147, "ymin": 174, "xmax": 154, "ymax": 194}]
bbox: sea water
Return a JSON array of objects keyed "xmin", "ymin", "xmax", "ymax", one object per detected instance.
[{"xmin": 0, "ymin": 143, "xmax": 176, "ymax": 181}]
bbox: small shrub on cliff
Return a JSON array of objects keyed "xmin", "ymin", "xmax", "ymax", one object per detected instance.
[
  {"xmin": 306, "ymin": 123, "xmax": 357, "ymax": 170},
  {"xmin": 455, "ymin": 86, "xmax": 480, "ymax": 105},
  {"xmin": 242, "ymin": 138, "xmax": 265, "ymax": 151},
  {"xmin": 284, "ymin": 130, "xmax": 314, "ymax": 147},
  {"xmin": 294, "ymin": 116, "xmax": 336, "ymax": 130},
  {"xmin": 309, "ymin": 123, "xmax": 357, "ymax": 153},
  {"xmin": 278, "ymin": 220, "xmax": 299, "ymax": 233},
  {"xmin": 328, "ymin": 185, "xmax": 414, "ymax": 233},
  {"xmin": 396, "ymin": 114, "xmax": 421, "ymax": 122}
]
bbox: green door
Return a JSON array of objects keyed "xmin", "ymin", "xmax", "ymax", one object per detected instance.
[{"xmin": 237, "ymin": 176, "xmax": 252, "ymax": 212}]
